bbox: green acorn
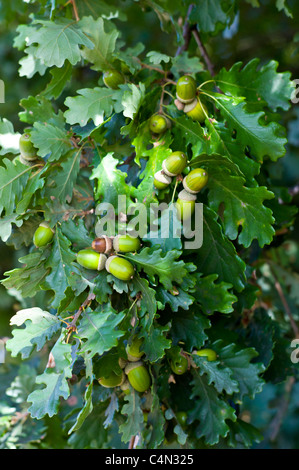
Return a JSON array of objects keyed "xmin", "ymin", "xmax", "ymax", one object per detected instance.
[
  {"xmin": 33, "ymin": 222, "xmax": 55, "ymax": 248},
  {"xmin": 154, "ymin": 170, "xmax": 172, "ymax": 190},
  {"xmin": 170, "ymin": 353, "xmax": 188, "ymax": 375},
  {"xmin": 149, "ymin": 114, "xmax": 170, "ymax": 134},
  {"xmin": 183, "ymin": 168, "xmax": 208, "ymax": 194},
  {"xmin": 113, "ymin": 234, "xmax": 141, "ymax": 253},
  {"xmin": 176, "ymin": 411, "xmax": 188, "ymax": 427},
  {"xmin": 175, "ymin": 190, "xmax": 197, "ymax": 221},
  {"xmin": 125, "ymin": 361, "xmax": 151, "ymax": 393},
  {"xmin": 103, "ymin": 70, "xmax": 125, "ymax": 89},
  {"xmin": 19, "ymin": 132, "xmax": 38, "ymax": 161},
  {"xmin": 98, "ymin": 370, "xmax": 125, "ymax": 388},
  {"xmin": 126, "ymin": 336, "xmax": 145, "ymax": 362},
  {"xmin": 77, "ymin": 249, "xmax": 107, "ymax": 271},
  {"xmin": 162, "ymin": 151, "xmax": 187, "ymax": 177},
  {"xmin": 176, "ymin": 75, "xmax": 197, "ymax": 104},
  {"xmin": 194, "ymin": 348, "xmax": 217, "ymax": 362},
  {"xmin": 184, "ymin": 98, "xmax": 208, "ymax": 123},
  {"xmin": 105, "ymin": 255, "xmax": 134, "ymax": 281}
]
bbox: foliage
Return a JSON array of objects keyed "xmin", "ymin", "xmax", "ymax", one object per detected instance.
[{"xmin": 0, "ymin": 0, "xmax": 299, "ymax": 450}]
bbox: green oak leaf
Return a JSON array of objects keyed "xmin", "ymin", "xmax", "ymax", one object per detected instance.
[
  {"xmin": 80, "ymin": 16, "xmax": 118, "ymax": 72},
  {"xmin": 30, "ymin": 122, "xmax": 72, "ymax": 161},
  {"xmin": 194, "ymin": 206, "xmax": 246, "ymax": 292},
  {"xmin": 77, "ymin": 305, "xmax": 125, "ymax": 358},
  {"xmin": 6, "ymin": 307, "xmax": 61, "ymax": 359},
  {"xmin": 27, "ymin": 334, "xmax": 73, "ymax": 419},
  {"xmin": 170, "ymin": 308, "xmax": 211, "ymax": 351},
  {"xmin": 119, "ymin": 390, "xmax": 144, "ymax": 443},
  {"xmin": 124, "ymin": 247, "xmax": 188, "ymax": 290},
  {"xmin": 28, "ymin": 19, "xmax": 94, "ymax": 67},
  {"xmin": 216, "ymin": 59, "xmax": 293, "ymax": 112},
  {"xmin": 192, "ymin": 273, "xmax": 237, "ymax": 315}
]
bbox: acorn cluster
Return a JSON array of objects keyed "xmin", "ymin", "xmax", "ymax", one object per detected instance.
[
  {"xmin": 153, "ymin": 151, "xmax": 208, "ymax": 221},
  {"xmin": 98, "ymin": 336, "xmax": 151, "ymax": 394},
  {"xmin": 169, "ymin": 347, "xmax": 217, "ymax": 376},
  {"xmin": 175, "ymin": 74, "xmax": 208, "ymax": 123},
  {"xmin": 76, "ymin": 234, "xmax": 141, "ymax": 282}
]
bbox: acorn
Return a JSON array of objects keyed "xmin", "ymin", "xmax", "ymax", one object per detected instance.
[
  {"xmin": 103, "ymin": 70, "xmax": 125, "ymax": 89},
  {"xmin": 125, "ymin": 361, "xmax": 151, "ymax": 393},
  {"xmin": 184, "ymin": 97, "xmax": 208, "ymax": 123},
  {"xmin": 153, "ymin": 170, "xmax": 172, "ymax": 190},
  {"xmin": 92, "ymin": 235, "xmax": 113, "ymax": 254},
  {"xmin": 105, "ymin": 255, "xmax": 134, "ymax": 281},
  {"xmin": 183, "ymin": 168, "xmax": 208, "ymax": 194},
  {"xmin": 126, "ymin": 336, "xmax": 145, "ymax": 362},
  {"xmin": 149, "ymin": 114, "xmax": 170, "ymax": 134},
  {"xmin": 19, "ymin": 132, "xmax": 38, "ymax": 161},
  {"xmin": 33, "ymin": 222, "xmax": 55, "ymax": 248},
  {"xmin": 176, "ymin": 75, "xmax": 197, "ymax": 104},
  {"xmin": 98, "ymin": 370, "xmax": 125, "ymax": 388},
  {"xmin": 194, "ymin": 348, "xmax": 217, "ymax": 362},
  {"xmin": 170, "ymin": 353, "xmax": 188, "ymax": 375},
  {"xmin": 77, "ymin": 249, "xmax": 107, "ymax": 271},
  {"xmin": 113, "ymin": 234, "xmax": 141, "ymax": 253},
  {"xmin": 175, "ymin": 190, "xmax": 197, "ymax": 221},
  {"xmin": 176, "ymin": 411, "xmax": 188, "ymax": 427},
  {"xmin": 162, "ymin": 151, "xmax": 187, "ymax": 177}
]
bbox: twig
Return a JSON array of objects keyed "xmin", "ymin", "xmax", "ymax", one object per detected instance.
[
  {"xmin": 268, "ymin": 376, "xmax": 295, "ymax": 442},
  {"xmin": 71, "ymin": 0, "xmax": 79, "ymax": 21},
  {"xmin": 271, "ymin": 268, "xmax": 299, "ymax": 337},
  {"xmin": 176, "ymin": 4, "xmax": 195, "ymax": 56},
  {"xmin": 192, "ymin": 29, "xmax": 215, "ymax": 77},
  {"xmin": 67, "ymin": 292, "xmax": 95, "ymax": 331}
]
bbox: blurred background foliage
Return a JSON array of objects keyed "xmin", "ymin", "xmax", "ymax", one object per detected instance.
[{"xmin": 0, "ymin": 0, "xmax": 299, "ymax": 449}]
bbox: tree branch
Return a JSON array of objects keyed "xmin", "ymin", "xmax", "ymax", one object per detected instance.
[
  {"xmin": 192, "ymin": 29, "xmax": 215, "ymax": 77},
  {"xmin": 176, "ymin": 4, "xmax": 195, "ymax": 56}
]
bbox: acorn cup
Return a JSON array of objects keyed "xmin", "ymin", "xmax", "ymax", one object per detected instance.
[
  {"xmin": 105, "ymin": 255, "xmax": 135, "ymax": 281},
  {"xmin": 126, "ymin": 336, "xmax": 145, "ymax": 362},
  {"xmin": 149, "ymin": 114, "xmax": 171, "ymax": 134},
  {"xmin": 125, "ymin": 361, "xmax": 151, "ymax": 393},
  {"xmin": 176, "ymin": 75, "xmax": 197, "ymax": 104},
  {"xmin": 184, "ymin": 98, "xmax": 208, "ymax": 123},
  {"xmin": 103, "ymin": 70, "xmax": 125, "ymax": 89},
  {"xmin": 183, "ymin": 168, "xmax": 208, "ymax": 194},
  {"xmin": 77, "ymin": 249, "xmax": 107, "ymax": 271},
  {"xmin": 113, "ymin": 234, "xmax": 141, "ymax": 253},
  {"xmin": 33, "ymin": 222, "xmax": 55, "ymax": 248},
  {"xmin": 175, "ymin": 190, "xmax": 197, "ymax": 222},
  {"xmin": 153, "ymin": 170, "xmax": 172, "ymax": 190},
  {"xmin": 162, "ymin": 151, "xmax": 187, "ymax": 177},
  {"xmin": 92, "ymin": 235, "xmax": 113, "ymax": 254}
]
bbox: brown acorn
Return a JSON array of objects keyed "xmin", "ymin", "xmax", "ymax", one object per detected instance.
[{"xmin": 92, "ymin": 235, "xmax": 113, "ymax": 254}]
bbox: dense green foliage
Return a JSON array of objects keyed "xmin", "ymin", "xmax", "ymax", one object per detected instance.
[{"xmin": 1, "ymin": 0, "xmax": 299, "ymax": 450}]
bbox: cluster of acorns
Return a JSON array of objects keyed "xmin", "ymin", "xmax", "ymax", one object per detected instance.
[
  {"xmin": 169, "ymin": 347, "xmax": 217, "ymax": 376},
  {"xmin": 153, "ymin": 151, "xmax": 208, "ymax": 221},
  {"xmin": 174, "ymin": 74, "xmax": 208, "ymax": 123},
  {"xmin": 98, "ymin": 336, "xmax": 151, "ymax": 394},
  {"xmin": 32, "ymin": 224, "xmax": 141, "ymax": 282}
]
